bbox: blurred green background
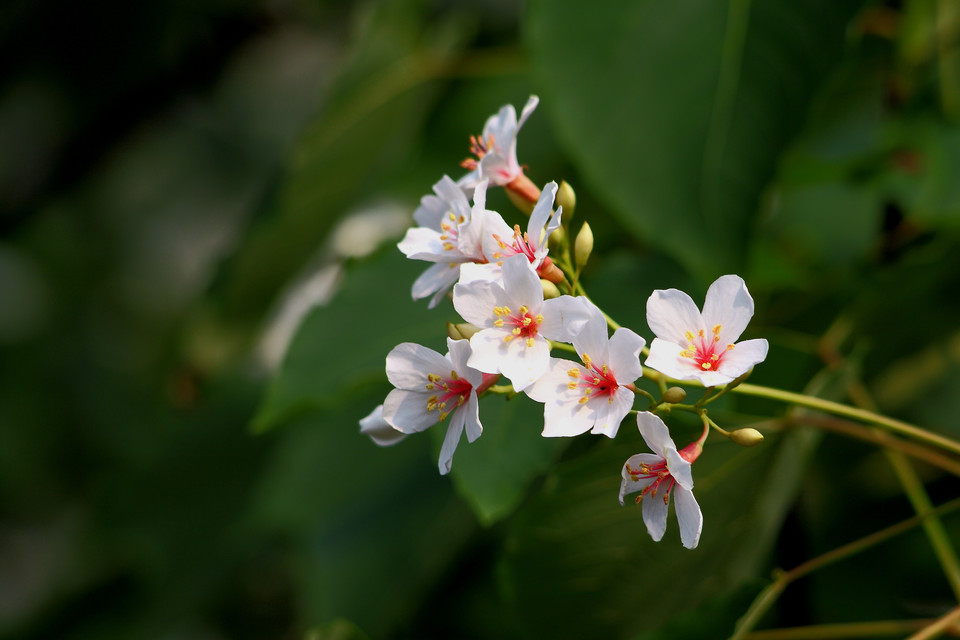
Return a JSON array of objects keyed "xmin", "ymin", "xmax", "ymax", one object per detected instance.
[{"xmin": 2, "ymin": 0, "xmax": 960, "ymax": 638}]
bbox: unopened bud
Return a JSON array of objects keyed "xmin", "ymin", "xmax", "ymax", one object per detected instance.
[
  {"xmin": 574, "ymin": 222, "xmax": 594, "ymax": 268},
  {"xmin": 729, "ymin": 428, "xmax": 764, "ymax": 447},
  {"xmin": 541, "ymin": 279, "xmax": 561, "ymax": 299},
  {"xmin": 549, "ymin": 225, "xmax": 566, "ymax": 248},
  {"xmin": 662, "ymin": 386, "xmax": 686, "ymax": 404},
  {"xmin": 556, "ymin": 180, "xmax": 576, "ymax": 221},
  {"xmin": 447, "ymin": 322, "xmax": 480, "ymax": 340}
]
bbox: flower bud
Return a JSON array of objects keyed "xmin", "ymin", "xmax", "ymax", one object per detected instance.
[
  {"xmin": 574, "ymin": 222, "xmax": 594, "ymax": 268},
  {"xmin": 662, "ymin": 386, "xmax": 686, "ymax": 404},
  {"xmin": 541, "ymin": 279, "xmax": 561, "ymax": 299},
  {"xmin": 549, "ymin": 225, "xmax": 566, "ymax": 248},
  {"xmin": 447, "ymin": 321, "xmax": 480, "ymax": 340},
  {"xmin": 729, "ymin": 428, "xmax": 764, "ymax": 447},
  {"xmin": 556, "ymin": 180, "xmax": 576, "ymax": 221}
]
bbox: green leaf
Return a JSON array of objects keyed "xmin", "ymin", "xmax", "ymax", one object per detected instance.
[
  {"xmin": 445, "ymin": 394, "xmax": 567, "ymax": 526},
  {"xmin": 525, "ymin": 0, "xmax": 864, "ymax": 278},
  {"xmin": 253, "ymin": 250, "xmax": 453, "ymax": 432}
]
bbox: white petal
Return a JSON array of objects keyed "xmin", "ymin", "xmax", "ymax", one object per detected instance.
[
  {"xmin": 484, "ymin": 103, "xmax": 518, "ymax": 145},
  {"xmin": 453, "ymin": 277, "xmax": 502, "ymax": 327},
  {"xmin": 606, "ymin": 328, "xmax": 646, "ymax": 383},
  {"xmin": 539, "ymin": 295, "xmax": 591, "ymax": 342},
  {"xmin": 619, "ymin": 453, "xmax": 660, "ymax": 504},
  {"xmin": 647, "ymin": 288, "xmax": 704, "ymax": 344},
  {"xmin": 589, "ymin": 388, "xmax": 634, "ymax": 438},
  {"xmin": 385, "ymin": 342, "xmax": 451, "ymax": 390},
  {"xmin": 480, "ymin": 210, "xmax": 515, "ymax": 261},
  {"xmin": 541, "ymin": 393, "xmax": 595, "ymax": 437},
  {"xmin": 433, "ymin": 175, "xmax": 471, "ymax": 221},
  {"xmin": 495, "ymin": 335, "xmax": 550, "ymax": 392},
  {"xmin": 716, "ymin": 338, "xmax": 769, "ymax": 379},
  {"xmin": 466, "ymin": 329, "xmax": 510, "ymax": 375},
  {"xmin": 635, "ymin": 411, "xmax": 675, "ymax": 458},
  {"xmin": 457, "ymin": 260, "xmax": 501, "ymax": 285},
  {"xmin": 471, "ymin": 179, "xmax": 489, "ymax": 212},
  {"xmin": 446, "ymin": 337, "xmax": 483, "ymax": 387},
  {"xmin": 478, "ymin": 153, "xmax": 514, "ymax": 185},
  {"xmin": 527, "ymin": 181, "xmax": 558, "ymax": 249},
  {"xmin": 438, "ymin": 408, "xmax": 466, "ymax": 475},
  {"xmin": 701, "ymin": 275, "xmax": 755, "ymax": 344},
  {"xmin": 525, "ymin": 358, "xmax": 577, "ymax": 403},
  {"xmin": 571, "ymin": 300, "xmax": 609, "ymax": 363},
  {"xmin": 642, "ymin": 487, "xmax": 669, "ymax": 542},
  {"xmin": 462, "ymin": 392, "xmax": 483, "ymax": 443},
  {"xmin": 398, "ymin": 227, "xmax": 447, "ymax": 261},
  {"xmin": 382, "ymin": 389, "xmax": 439, "ymax": 433},
  {"xmin": 359, "ymin": 405, "xmax": 407, "ymax": 446},
  {"xmin": 644, "ymin": 337, "xmax": 700, "ymax": 382},
  {"xmin": 412, "ymin": 193, "xmax": 447, "ymax": 229},
  {"xmin": 501, "ymin": 254, "xmax": 542, "ymax": 308},
  {"xmin": 674, "ymin": 485, "xmax": 703, "ymax": 549},
  {"xmin": 516, "ymin": 95, "xmax": 539, "ymax": 130},
  {"xmin": 665, "ymin": 448, "xmax": 694, "ymax": 490},
  {"xmin": 412, "ymin": 262, "xmax": 460, "ymax": 306}
]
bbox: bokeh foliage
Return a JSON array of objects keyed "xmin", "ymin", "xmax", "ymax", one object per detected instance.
[{"xmin": 2, "ymin": 0, "xmax": 960, "ymax": 639}]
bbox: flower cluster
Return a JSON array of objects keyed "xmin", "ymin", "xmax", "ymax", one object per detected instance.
[{"xmin": 361, "ymin": 96, "xmax": 769, "ymax": 549}]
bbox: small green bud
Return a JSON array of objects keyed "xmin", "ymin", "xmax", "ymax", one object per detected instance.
[
  {"xmin": 556, "ymin": 180, "xmax": 576, "ymax": 221},
  {"xmin": 549, "ymin": 225, "xmax": 566, "ymax": 248},
  {"xmin": 541, "ymin": 279, "xmax": 561, "ymax": 299},
  {"xmin": 729, "ymin": 428, "xmax": 764, "ymax": 447},
  {"xmin": 661, "ymin": 386, "xmax": 686, "ymax": 404},
  {"xmin": 574, "ymin": 222, "xmax": 594, "ymax": 268},
  {"xmin": 447, "ymin": 322, "xmax": 480, "ymax": 340}
]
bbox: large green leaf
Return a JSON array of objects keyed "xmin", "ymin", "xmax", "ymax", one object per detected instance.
[
  {"xmin": 525, "ymin": 0, "xmax": 864, "ymax": 278},
  {"xmin": 253, "ymin": 250, "xmax": 454, "ymax": 432},
  {"xmin": 445, "ymin": 393, "xmax": 568, "ymax": 526}
]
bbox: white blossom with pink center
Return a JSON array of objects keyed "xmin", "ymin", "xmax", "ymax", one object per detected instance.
[
  {"xmin": 526, "ymin": 300, "xmax": 645, "ymax": 438},
  {"xmin": 645, "ymin": 274, "xmax": 769, "ymax": 387},
  {"xmin": 453, "ymin": 255, "xmax": 590, "ymax": 392},
  {"xmin": 359, "ymin": 404, "xmax": 406, "ymax": 446},
  {"xmin": 458, "ymin": 95, "xmax": 539, "ymax": 196},
  {"xmin": 471, "ymin": 181, "xmax": 564, "ymax": 283},
  {"xmin": 619, "ymin": 412, "xmax": 703, "ymax": 549},
  {"xmin": 397, "ymin": 176, "xmax": 489, "ymax": 308},
  {"xmin": 382, "ymin": 338, "xmax": 496, "ymax": 474}
]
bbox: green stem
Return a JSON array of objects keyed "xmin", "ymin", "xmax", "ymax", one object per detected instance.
[
  {"xmin": 907, "ymin": 604, "xmax": 960, "ymax": 640},
  {"xmin": 729, "ymin": 496, "xmax": 960, "ymax": 640},
  {"xmin": 742, "ymin": 618, "xmax": 937, "ymax": 639},
  {"xmin": 729, "ymin": 383, "xmax": 960, "ymax": 457}
]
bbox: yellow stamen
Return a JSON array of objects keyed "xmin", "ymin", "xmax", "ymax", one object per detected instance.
[
  {"xmin": 512, "ymin": 327, "xmax": 522, "ymax": 335},
  {"xmin": 494, "ymin": 319, "xmax": 504, "ymax": 327},
  {"xmin": 525, "ymin": 338, "xmax": 535, "ymax": 347},
  {"xmin": 568, "ymin": 382, "xmax": 578, "ymax": 390},
  {"xmin": 567, "ymin": 369, "xmax": 580, "ymax": 378}
]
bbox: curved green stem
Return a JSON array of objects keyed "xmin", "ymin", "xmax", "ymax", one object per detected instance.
[{"xmin": 729, "ymin": 383, "xmax": 960, "ymax": 457}]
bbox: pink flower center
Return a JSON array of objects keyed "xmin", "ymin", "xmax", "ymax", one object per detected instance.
[
  {"xmin": 491, "ymin": 224, "xmax": 537, "ymax": 263},
  {"xmin": 460, "ymin": 133, "xmax": 498, "ymax": 171},
  {"xmin": 424, "ymin": 370, "xmax": 473, "ymax": 422},
  {"xmin": 492, "ymin": 304, "xmax": 543, "ymax": 348},
  {"xmin": 625, "ymin": 458, "xmax": 677, "ymax": 506},
  {"xmin": 679, "ymin": 325, "xmax": 735, "ymax": 371},
  {"xmin": 567, "ymin": 353, "xmax": 619, "ymax": 405}
]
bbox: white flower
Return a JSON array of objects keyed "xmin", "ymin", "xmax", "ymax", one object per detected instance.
[
  {"xmin": 526, "ymin": 300, "xmax": 645, "ymax": 437},
  {"xmin": 476, "ymin": 181, "xmax": 564, "ymax": 282},
  {"xmin": 645, "ymin": 274, "xmax": 769, "ymax": 387},
  {"xmin": 397, "ymin": 176, "xmax": 489, "ymax": 308},
  {"xmin": 359, "ymin": 405, "xmax": 406, "ymax": 446},
  {"xmin": 620, "ymin": 412, "xmax": 703, "ymax": 549},
  {"xmin": 458, "ymin": 95, "xmax": 539, "ymax": 193},
  {"xmin": 382, "ymin": 338, "xmax": 483, "ymax": 474},
  {"xmin": 453, "ymin": 255, "xmax": 590, "ymax": 392}
]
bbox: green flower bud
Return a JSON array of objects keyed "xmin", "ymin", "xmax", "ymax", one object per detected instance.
[
  {"xmin": 557, "ymin": 180, "xmax": 576, "ymax": 221},
  {"xmin": 729, "ymin": 428, "xmax": 764, "ymax": 447},
  {"xmin": 574, "ymin": 222, "xmax": 594, "ymax": 268},
  {"xmin": 549, "ymin": 225, "xmax": 566, "ymax": 248},
  {"xmin": 447, "ymin": 322, "xmax": 480, "ymax": 340},
  {"xmin": 541, "ymin": 279, "xmax": 561, "ymax": 299},
  {"xmin": 661, "ymin": 386, "xmax": 686, "ymax": 404}
]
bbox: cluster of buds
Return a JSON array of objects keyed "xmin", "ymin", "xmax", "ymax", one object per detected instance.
[{"xmin": 361, "ymin": 97, "xmax": 769, "ymax": 549}]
